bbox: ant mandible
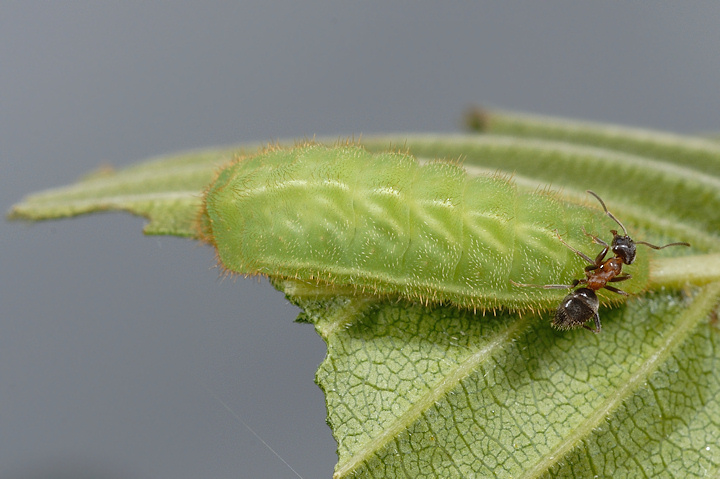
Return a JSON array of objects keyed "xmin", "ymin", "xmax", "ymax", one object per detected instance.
[{"xmin": 514, "ymin": 190, "xmax": 690, "ymax": 333}]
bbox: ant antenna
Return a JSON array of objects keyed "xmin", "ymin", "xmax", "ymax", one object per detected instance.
[
  {"xmin": 587, "ymin": 190, "xmax": 690, "ymax": 249},
  {"xmin": 587, "ymin": 190, "xmax": 628, "ymax": 236},
  {"xmin": 636, "ymin": 239, "xmax": 690, "ymax": 249}
]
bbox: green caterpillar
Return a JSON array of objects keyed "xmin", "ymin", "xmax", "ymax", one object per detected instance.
[{"xmin": 197, "ymin": 144, "xmax": 648, "ymax": 312}]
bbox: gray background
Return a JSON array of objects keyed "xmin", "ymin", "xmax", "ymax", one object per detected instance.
[{"xmin": 2, "ymin": 3, "xmax": 720, "ymax": 478}]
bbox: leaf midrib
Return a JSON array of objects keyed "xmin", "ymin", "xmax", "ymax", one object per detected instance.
[{"xmin": 12, "ymin": 191, "xmax": 200, "ymax": 213}]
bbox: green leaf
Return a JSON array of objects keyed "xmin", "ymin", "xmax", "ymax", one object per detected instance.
[
  {"xmin": 287, "ymin": 282, "xmax": 720, "ymax": 478},
  {"xmin": 8, "ymin": 111, "xmax": 720, "ymax": 477},
  {"xmin": 8, "ymin": 146, "xmax": 242, "ymax": 236}
]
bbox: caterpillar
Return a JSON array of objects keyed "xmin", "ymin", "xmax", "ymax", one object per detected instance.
[{"xmin": 197, "ymin": 144, "xmax": 649, "ymax": 313}]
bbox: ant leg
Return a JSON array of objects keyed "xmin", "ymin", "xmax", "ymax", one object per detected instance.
[
  {"xmin": 609, "ymin": 274, "xmax": 632, "ymax": 283},
  {"xmin": 582, "ymin": 312, "xmax": 601, "ymax": 333},
  {"xmin": 603, "ymin": 285, "xmax": 629, "ymax": 296},
  {"xmin": 592, "ymin": 245, "xmax": 610, "ymax": 265},
  {"xmin": 552, "ymin": 230, "xmax": 596, "ymax": 265},
  {"xmin": 580, "ymin": 229, "xmax": 611, "ymax": 265},
  {"xmin": 583, "ymin": 226, "xmax": 610, "ymax": 262},
  {"xmin": 510, "ymin": 279, "xmax": 579, "ymax": 290},
  {"xmin": 582, "ymin": 226, "xmax": 610, "ymax": 248}
]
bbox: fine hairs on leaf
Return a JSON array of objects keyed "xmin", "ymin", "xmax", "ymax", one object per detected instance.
[{"xmin": 8, "ymin": 110, "xmax": 720, "ymax": 478}]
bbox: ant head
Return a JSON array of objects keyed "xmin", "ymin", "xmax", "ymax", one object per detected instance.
[
  {"xmin": 588, "ymin": 191, "xmax": 637, "ymax": 264},
  {"xmin": 588, "ymin": 190, "xmax": 690, "ymax": 265},
  {"xmin": 610, "ymin": 229, "xmax": 637, "ymax": 265}
]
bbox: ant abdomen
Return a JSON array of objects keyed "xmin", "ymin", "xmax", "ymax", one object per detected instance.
[{"xmin": 553, "ymin": 287, "xmax": 601, "ymax": 333}]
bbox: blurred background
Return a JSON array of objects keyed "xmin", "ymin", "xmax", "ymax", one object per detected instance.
[{"xmin": 2, "ymin": 3, "xmax": 720, "ymax": 478}]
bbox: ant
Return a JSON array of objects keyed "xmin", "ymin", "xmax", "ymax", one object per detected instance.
[{"xmin": 513, "ymin": 190, "xmax": 689, "ymax": 333}]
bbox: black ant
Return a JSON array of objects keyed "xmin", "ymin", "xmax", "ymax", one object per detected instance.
[{"xmin": 513, "ymin": 190, "xmax": 689, "ymax": 333}]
